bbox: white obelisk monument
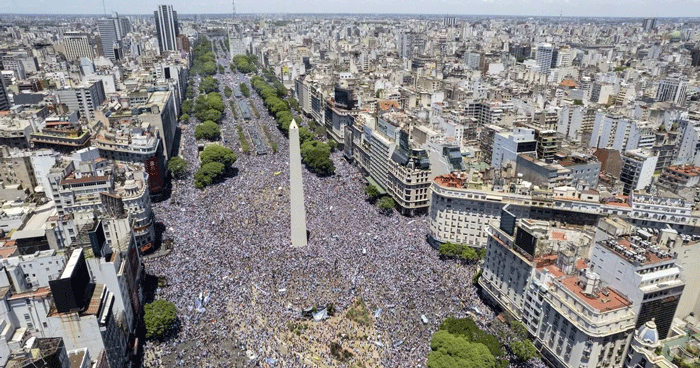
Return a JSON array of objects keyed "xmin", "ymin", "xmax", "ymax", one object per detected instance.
[{"xmin": 289, "ymin": 119, "xmax": 307, "ymax": 247}]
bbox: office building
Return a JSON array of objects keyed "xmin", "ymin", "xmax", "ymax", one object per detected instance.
[
  {"xmin": 642, "ymin": 18, "xmax": 658, "ymax": 32},
  {"xmin": 154, "ymin": 5, "xmax": 179, "ymax": 53},
  {"xmin": 536, "ymin": 43, "xmax": 554, "ymax": 75},
  {"xmin": 0, "ymin": 78, "xmax": 10, "ymax": 111},
  {"xmin": 61, "ymin": 32, "xmax": 93, "ymax": 61},
  {"xmin": 97, "ymin": 13, "xmax": 124, "ymax": 61}
]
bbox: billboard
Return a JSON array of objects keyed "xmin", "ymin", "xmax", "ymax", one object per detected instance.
[{"xmin": 146, "ymin": 157, "xmax": 163, "ymax": 193}]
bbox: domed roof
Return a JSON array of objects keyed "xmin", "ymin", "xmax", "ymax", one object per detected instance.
[
  {"xmin": 637, "ymin": 320, "xmax": 659, "ymax": 345},
  {"xmin": 669, "ymin": 31, "xmax": 682, "ymax": 41}
]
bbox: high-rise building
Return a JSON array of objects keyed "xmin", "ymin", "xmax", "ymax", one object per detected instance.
[
  {"xmin": 0, "ymin": 78, "xmax": 10, "ymax": 111},
  {"xmin": 154, "ymin": 5, "xmax": 179, "ymax": 53},
  {"xmin": 655, "ymin": 75, "xmax": 687, "ymax": 105},
  {"xmin": 619, "ymin": 149, "xmax": 658, "ymax": 195},
  {"xmin": 642, "ymin": 18, "xmax": 658, "ymax": 32},
  {"xmin": 97, "ymin": 13, "xmax": 124, "ymax": 61},
  {"xmin": 691, "ymin": 48, "xmax": 700, "ymax": 67},
  {"xmin": 535, "ymin": 43, "xmax": 554, "ymax": 75},
  {"xmin": 62, "ymin": 32, "xmax": 93, "ymax": 61}
]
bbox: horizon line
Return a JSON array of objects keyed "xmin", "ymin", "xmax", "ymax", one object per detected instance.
[{"xmin": 1, "ymin": 12, "xmax": 700, "ymax": 19}]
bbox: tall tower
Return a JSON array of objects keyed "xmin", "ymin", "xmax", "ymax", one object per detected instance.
[
  {"xmin": 229, "ymin": 0, "xmax": 246, "ymax": 58},
  {"xmin": 289, "ymin": 119, "xmax": 307, "ymax": 247},
  {"xmin": 154, "ymin": 5, "xmax": 179, "ymax": 53},
  {"xmin": 97, "ymin": 13, "xmax": 124, "ymax": 61}
]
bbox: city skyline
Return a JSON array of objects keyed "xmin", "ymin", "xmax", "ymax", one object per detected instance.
[{"xmin": 1, "ymin": 0, "xmax": 700, "ymax": 18}]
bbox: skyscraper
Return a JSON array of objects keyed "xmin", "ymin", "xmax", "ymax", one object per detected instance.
[
  {"xmin": 535, "ymin": 43, "xmax": 554, "ymax": 75},
  {"xmin": 154, "ymin": 5, "xmax": 179, "ymax": 53},
  {"xmin": 0, "ymin": 78, "xmax": 10, "ymax": 111},
  {"xmin": 97, "ymin": 13, "xmax": 124, "ymax": 61}
]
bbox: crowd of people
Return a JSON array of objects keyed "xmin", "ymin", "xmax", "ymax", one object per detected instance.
[{"xmin": 142, "ymin": 62, "xmax": 547, "ymax": 367}]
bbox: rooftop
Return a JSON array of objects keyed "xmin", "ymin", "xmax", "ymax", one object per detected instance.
[{"xmin": 559, "ymin": 275, "xmax": 632, "ymax": 312}]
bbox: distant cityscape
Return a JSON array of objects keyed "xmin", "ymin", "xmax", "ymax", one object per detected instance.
[{"xmin": 0, "ymin": 5, "xmax": 699, "ymax": 368}]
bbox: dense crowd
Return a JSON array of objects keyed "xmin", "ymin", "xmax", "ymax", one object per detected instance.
[{"xmin": 142, "ymin": 62, "xmax": 547, "ymax": 367}]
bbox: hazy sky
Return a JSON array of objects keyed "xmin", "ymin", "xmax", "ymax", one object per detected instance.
[{"xmin": 1, "ymin": 0, "xmax": 699, "ymax": 18}]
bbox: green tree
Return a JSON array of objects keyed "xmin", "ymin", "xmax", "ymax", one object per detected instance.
[
  {"xmin": 365, "ymin": 184, "xmax": 380, "ymax": 202},
  {"xmin": 439, "ymin": 317, "xmax": 504, "ymax": 357},
  {"xmin": 195, "ymin": 121, "xmax": 221, "ymax": 140},
  {"xmin": 461, "ymin": 246, "xmax": 478, "ymax": 262},
  {"xmin": 427, "ymin": 330, "xmax": 496, "ymax": 368},
  {"xmin": 205, "ymin": 92, "xmax": 225, "ymax": 112},
  {"xmin": 289, "ymin": 97, "xmax": 300, "ymax": 112},
  {"xmin": 224, "ymin": 86, "xmax": 232, "ymax": 98},
  {"xmin": 300, "ymin": 140, "xmax": 335, "ymax": 176},
  {"xmin": 200, "ymin": 144, "xmax": 237, "ymax": 167},
  {"xmin": 167, "ymin": 157, "xmax": 188, "ymax": 179},
  {"xmin": 181, "ymin": 99, "xmax": 194, "ymax": 114},
  {"xmin": 194, "ymin": 162, "xmax": 225, "ymax": 189},
  {"xmin": 179, "ymin": 113, "xmax": 190, "ymax": 122},
  {"xmin": 511, "ymin": 340, "xmax": 538, "ymax": 362},
  {"xmin": 298, "ymin": 127, "xmax": 315, "ymax": 144},
  {"xmin": 144, "ymin": 300, "xmax": 177, "ymax": 339},
  {"xmin": 199, "ymin": 77, "xmax": 219, "ymax": 94},
  {"xmin": 573, "ymin": 99, "xmax": 583, "ymax": 105},
  {"xmin": 509, "ymin": 320, "xmax": 529, "ymax": 340},
  {"xmin": 377, "ymin": 196, "xmax": 395, "ymax": 215}
]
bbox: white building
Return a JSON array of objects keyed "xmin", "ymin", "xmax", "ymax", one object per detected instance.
[
  {"xmin": 491, "ymin": 127, "xmax": 536, "ymax": 169},
  {"xmin": 61, "ymin": 32, "xmax": 94, "ymax": 61},
  {"xmin": 620, "ymin": 149, "xmax": 658, "ymax": 195},
  {"xmin": 656, "ymin": 75, "xmax": 687, "ymax": 106}
]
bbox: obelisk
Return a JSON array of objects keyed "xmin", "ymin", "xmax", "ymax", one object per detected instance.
[{"xmin": 289, "ymin": 119, "xmax": 307, "ymax": 247}]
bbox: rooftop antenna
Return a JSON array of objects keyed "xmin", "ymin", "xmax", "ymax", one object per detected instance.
[{"xmin": 102, "ymin": 0, "xmax": 107, "ymax": 15}]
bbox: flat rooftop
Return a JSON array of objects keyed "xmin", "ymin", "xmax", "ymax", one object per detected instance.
[{"xmin": 559, "ymin": 275, "xmax": 631, "ymax": 312}]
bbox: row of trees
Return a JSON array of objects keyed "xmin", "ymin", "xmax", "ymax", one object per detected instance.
[
  {"xmin": 438, "ymin": 242, "xmax": 485, "ymax": 263},
  {"xmin": 231, "ymin": 55, "xmax": 257, "ymax": 74},
  {"xmin": 190, "ymin": 37, "xmax": 217, "ymax": 76},
  {"xmin": 250, "ymin": 74, "xmax": 334, "ymax": 176},
  {"xmin": 194, "ymin": 145, "xmax": 237, "ymax": 189}
]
